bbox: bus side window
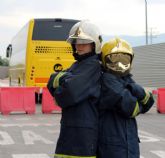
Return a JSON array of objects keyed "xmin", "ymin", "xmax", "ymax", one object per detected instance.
[{"xmin": 6, "ymin": 44, "xmax": 12, "ymax": 58}]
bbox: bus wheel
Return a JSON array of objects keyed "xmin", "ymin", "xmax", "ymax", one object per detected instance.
[
  {"xmin": 38, "ymin": 93, "xmax": 42, "ymax": 104},
  {"xmin": 18, "ymin": 77, "xmax": 21, "ymax": 86},
  {"xmin": 35, "ymin": 92, "xmax": 39, "ymax": 104},
  {"xmin": 9, "ymin": 76, "xmax": 12, "ymax": 86},
  {"xmin": 35, "ymin": 92, "xmax": 42, "ymax": 104}
]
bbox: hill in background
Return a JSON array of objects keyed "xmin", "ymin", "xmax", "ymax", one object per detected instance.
[{"xmin": 103, "ymin": 33, "xmax": 165, "ymax": 47}]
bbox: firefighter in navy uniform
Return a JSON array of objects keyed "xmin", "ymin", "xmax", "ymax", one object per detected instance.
[
  {"xmin": 97, "ymin": 38, "xmax": 154, "ymax": 158},
  {"xmin": 47, "ymin": 21, "xmax": 102, "ymax": 158}
]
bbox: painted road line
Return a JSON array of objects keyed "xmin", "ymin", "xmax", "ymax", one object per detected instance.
[
  {"xmin": 12, "ymin": 154, "xmax": 50, "ymax": 158},
  {"xmin": 0, "ymin": 118, "xmax": 7, "ymax": 121},
  {"xmin": 47, "ymin": 129, "xmax": 60, "ymax": 134},
  {"xmin": 11, "ymin": 152, "xmax": 165, "ymax": 158},
  {"xmin": 0, "ymin": 130, "xmax": 54, "ymax": 145},
  {"xmin": 151, "ymin": 151, "xmax": 165, "ymax": 158},
  {"xmin": 139, "ymin": 130, "xmax": 165, "ymax": 142},
  {"xmin": 0, "ymin": 123, "xmax": 54, "ymax": 127},
  {"xmin": 22, "ymin": 130, "xmax": 54, "ymax": 145},
  {"xmin": 15, "ymin": 118, "xmax": 32, "ymax": 121},
  {"xmin": 0, "ymin": 131, "xmax": 15, "ymax": 145}
]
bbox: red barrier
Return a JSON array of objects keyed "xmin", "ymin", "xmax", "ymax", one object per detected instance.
[
  {"xmin": 152, "ymin": 89, "xmax": 158, "ymax": 95},
  {"xmin": 0, "ymin": 87, "xmax": 36, "ymax": 115},
  {"xmin": 157, "ymin": 88, "xmax": 165, "ymax": 113},
  {"xmin": 152, "ymin": 89, "xmax": 158, "ymax": 105},
  {"xmin": 42, "ymin": 88, "xmax": 61, "ymax": 114}
]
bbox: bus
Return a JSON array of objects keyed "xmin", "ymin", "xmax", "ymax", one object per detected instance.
[{"xmin": 6, "ymin": 18, "xmax": 79, "ymax": 87}]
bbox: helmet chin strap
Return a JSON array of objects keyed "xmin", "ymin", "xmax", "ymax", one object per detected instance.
[{"xmin": 73, "ymin": 51, "xmax": 95, "ymax": 61}]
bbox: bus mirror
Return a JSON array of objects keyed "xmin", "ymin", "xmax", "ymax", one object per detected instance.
[
  {"xmin": 6, "ymin": 51, "xmax": 9, "ymax": 58},
  {"xmin": 6, "ymin": 44, "xmax": 12, "ymax": 58}
]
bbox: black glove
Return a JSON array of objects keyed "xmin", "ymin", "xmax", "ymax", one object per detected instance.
[
  {"xmin": 141, "ymin": 92, "xmax": 154, "ymax": 113},
  {"xmin": 47, "ymin": 71, "xmax": 72, "ymax": 97},
  {"xmin": 53, "ymin": 72, "xmax": 67, "ymax": 88},
  {"xmin": 47, "ymin": 73, "xmax": 57, "ymax": 97},
  {"xmin": 126, "ymin": 83, "xmax": 146, "ymax": 101}
]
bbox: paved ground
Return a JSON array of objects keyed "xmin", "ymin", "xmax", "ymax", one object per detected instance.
[
  {"xmin": 0, "ymin": 104, "xmax": 165, "ymax": 158},
  {"xmin": 0, "ymin": 79, "xmax": 9, "ymax": 87},
  {"xmin": 0, "ymin": 106, "xmax": 60, "ymax": 158},
  {"xmin": 137, "ymin": 105, "xmax": 165, "ymax": 158}
]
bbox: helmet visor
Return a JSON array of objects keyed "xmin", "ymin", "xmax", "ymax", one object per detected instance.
[
  {"xmin": 105, "ymin": 53, "xmax": 131, "ymax": 73},
  {"xmin": 67, "ymin": 38, "xmax": 93, "ymax": 44},
  {"xmin": 105, "ymin": 53, "xmax": 131, "ymax": 65}
]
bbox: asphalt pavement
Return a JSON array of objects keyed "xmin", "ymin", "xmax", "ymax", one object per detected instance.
[{"xmin": 0, "ymin": 104, "xmax": 165, "ymax": 158}]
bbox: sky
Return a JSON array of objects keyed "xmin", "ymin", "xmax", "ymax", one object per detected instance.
[{"xmin": 0, "ymin": 0, "xmax": 165, "ymax": 57}]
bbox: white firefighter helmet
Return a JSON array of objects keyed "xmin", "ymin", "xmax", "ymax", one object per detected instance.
[
  {"xmin": 101, "ymin": 37, "xmax": 134, "ymax": 76},
  {"xmin": 67, "ymin": 20, "xmax": 102, "ymax": 54}
]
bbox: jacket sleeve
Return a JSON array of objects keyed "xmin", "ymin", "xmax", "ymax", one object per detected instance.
[
  {"xmin": 139, "ymin": 92, "xmax": 154, "ymax": 113},
  {"xmin": 47, "ymin": 73, "xmax": 58, "ymax": 97},
  {"xmin": 100, "ymin": 73, "xmax": 143, "ymax": 118},
  {"xmin": 126, "ymin": 83, "xmax": 155, "ymax": 113},
  {"xmin": 47, "ymin": 71, "xmax": 71, "ymax": 97},
  {"xmin": 54, "ymin": 60, "xmax": 101, "ymax": 108}
]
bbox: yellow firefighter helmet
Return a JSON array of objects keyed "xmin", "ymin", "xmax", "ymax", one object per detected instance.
[{"xmin": 101, "ymin": 37, "xmax": 134, "ymax": 76}]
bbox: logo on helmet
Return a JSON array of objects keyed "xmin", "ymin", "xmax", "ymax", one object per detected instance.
[
  {"xmin": 117, "ymin": 41, "xmax": 122, "ymax": 48},
  {"xmin": 74, "ymin": 27, "xmax": 81, "ymax": 37}
]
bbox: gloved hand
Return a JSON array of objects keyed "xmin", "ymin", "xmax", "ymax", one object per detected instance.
[
  {"xmin": 126, "ymin": 83, "xmax": 146, "ymax": 101},
  {"xmin": 47, "ymin": 73, "xmax": 58, "ymax": 97},
  {"xmin": 47, "ymin": 71, "xmax": 69, "ymax": 97},
  {"xmin": 53, "ymin": 71, "xmax": 67, "ymax": 88},
  {"xmin": 126, "ymin": 83, "xmax": 155, "ymax": 114},
  {"xmin": 141, "ymin": 92, "xmax": 154, "ymax": 113}
]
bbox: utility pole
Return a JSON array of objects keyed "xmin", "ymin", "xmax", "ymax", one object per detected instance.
[
  {"xmin": 150, "ymin": 28, "xmax": 153, "ymax": 44},
  {"xmin": 149, "ymin": 27, "xmax": 158, "ymax": 44},
  {"xmin": 145, "ymin": 0, "xmax": 148, "ymax": 45}
]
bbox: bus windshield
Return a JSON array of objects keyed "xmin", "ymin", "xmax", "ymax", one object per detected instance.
[{"xmin": 32, "ymin": 19, "xmax": 78, "ymax": 41}]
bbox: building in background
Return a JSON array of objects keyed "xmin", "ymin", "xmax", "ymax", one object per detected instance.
[{"xmin": 132, "ymin": 42, "xmax": 165, "ymax": 88}]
